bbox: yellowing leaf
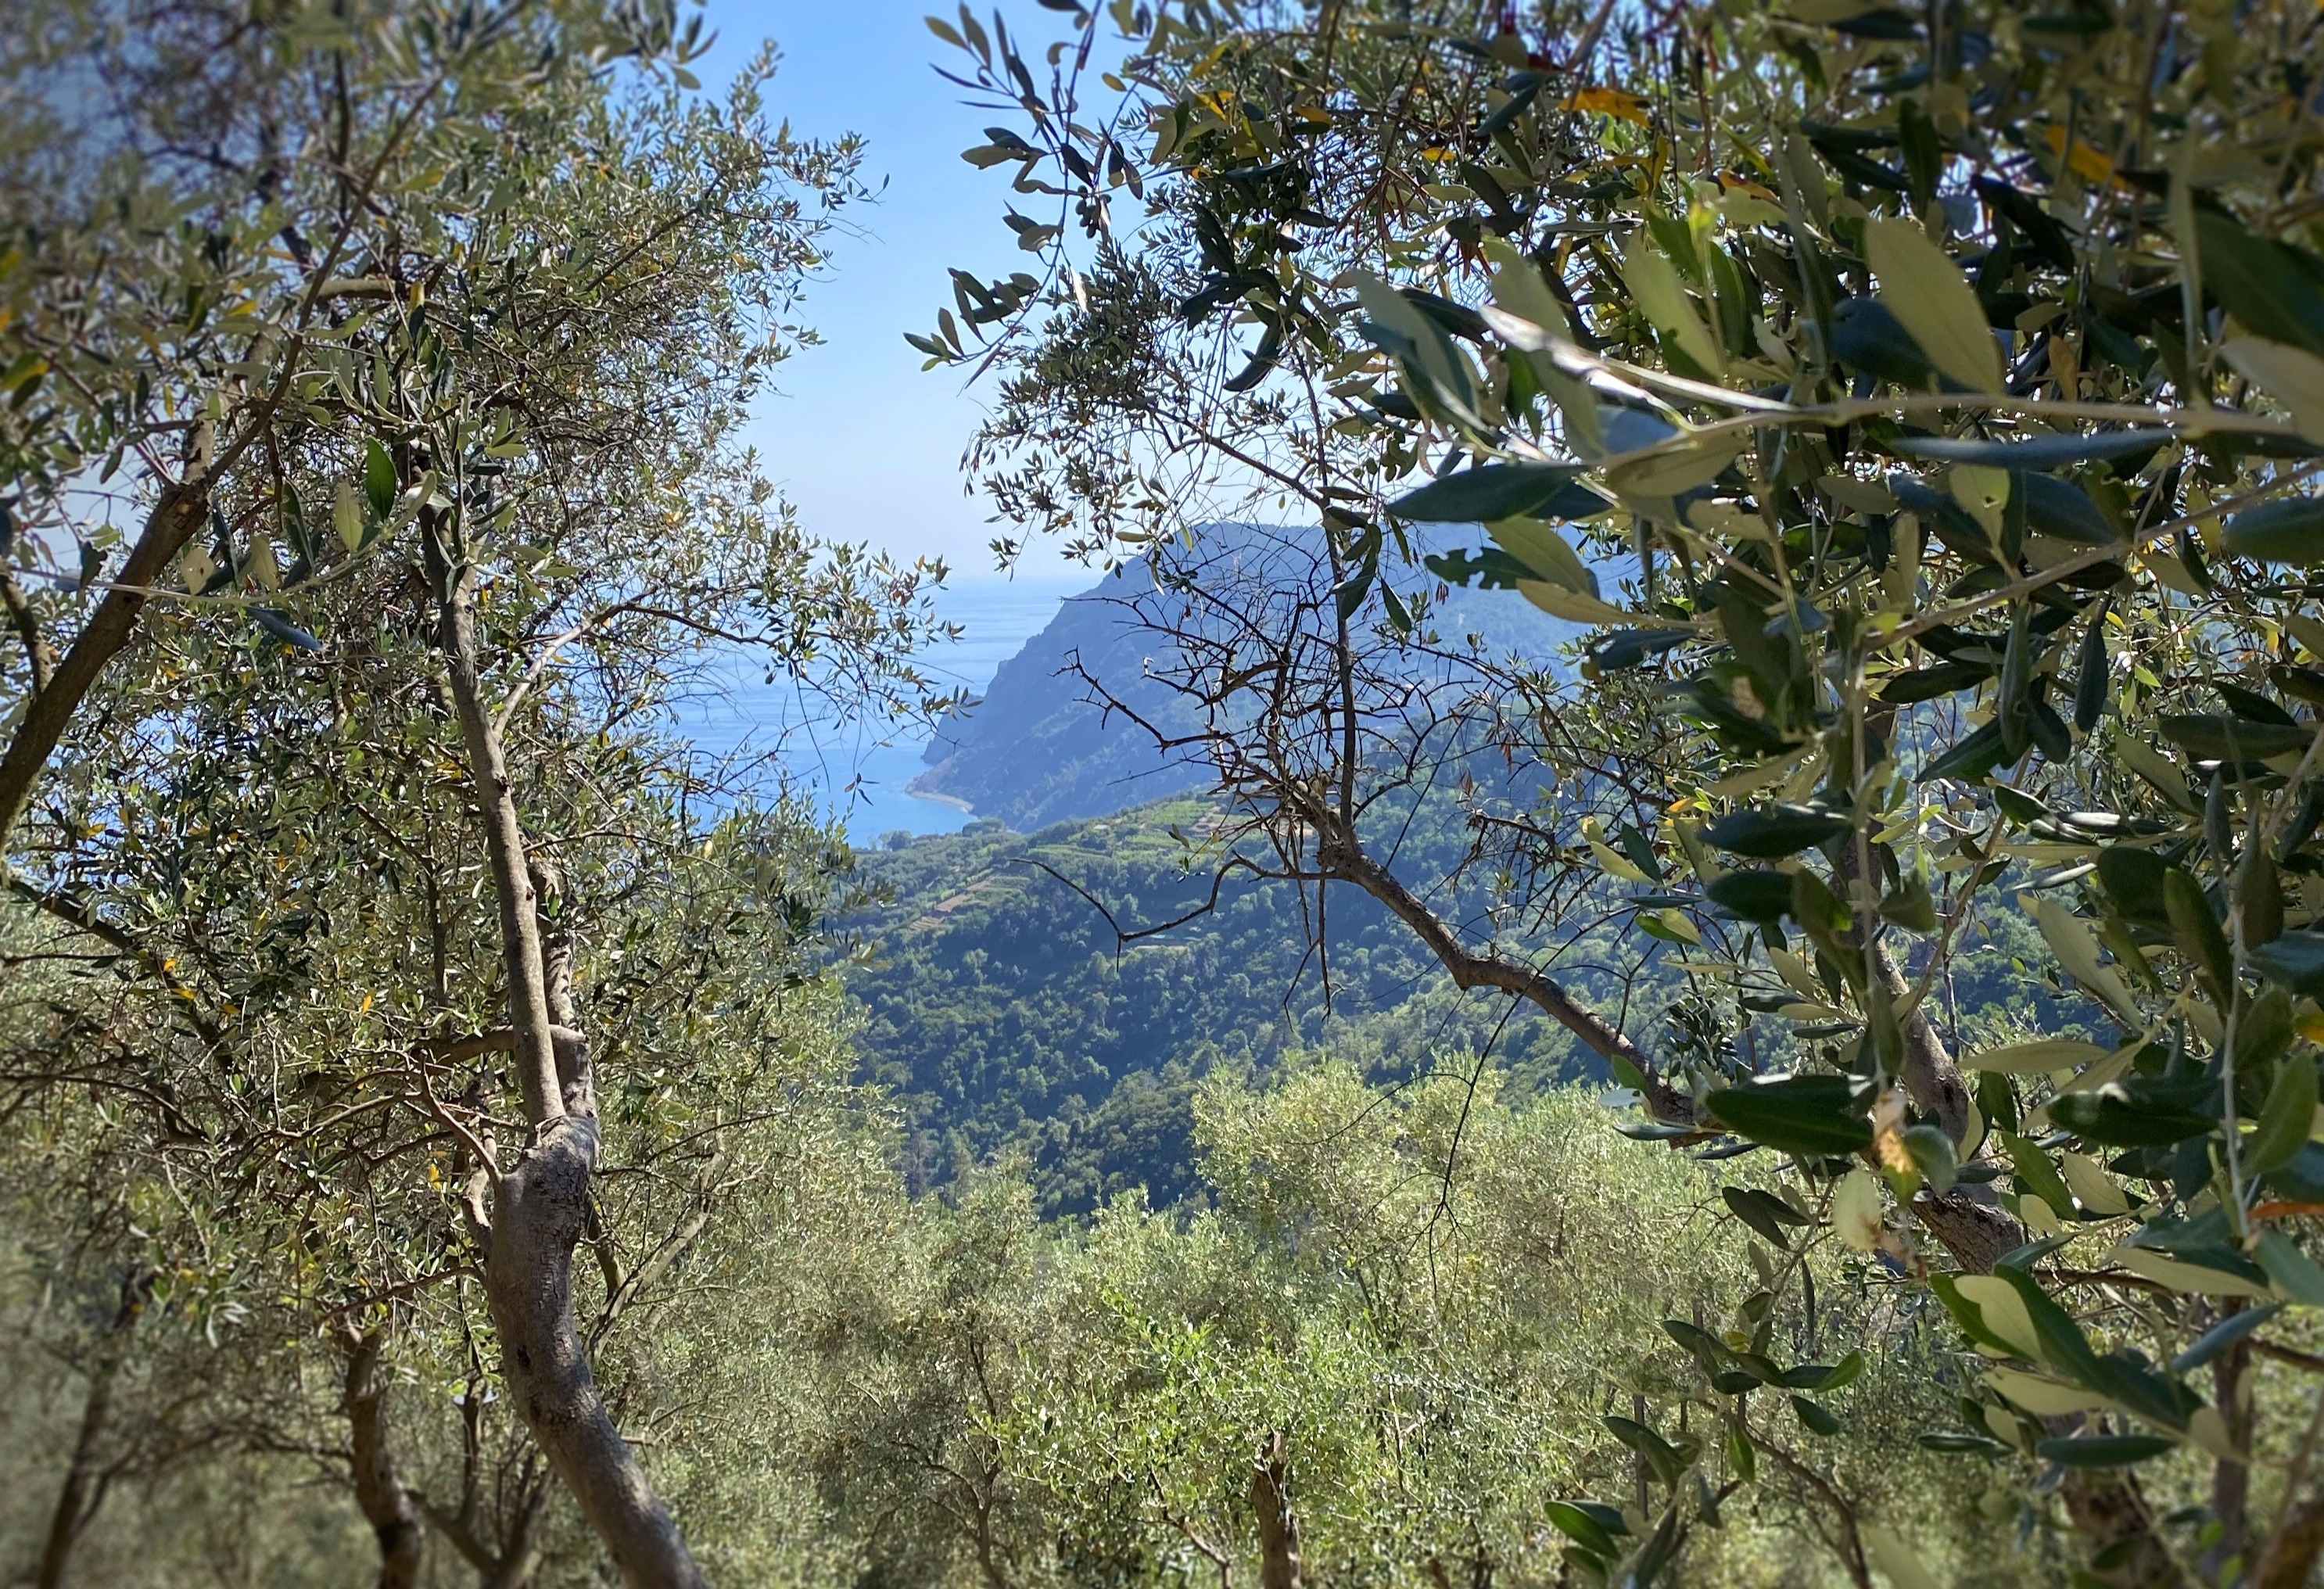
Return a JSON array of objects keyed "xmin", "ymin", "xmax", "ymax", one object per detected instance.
[
  {"xmin": 1587, "ymin": 838, "xmax": 1653, "ymax": 884},
  {"xmin": 2110, "ymin": 1246, "xmax": 2274, "ymax": 1298},
  {"xmin": 1769, "ymin": 946, "xmax": 1822, "ymax": 999},
  {"xmin": 1834, "ymin": 1168, "xmax": 1883, "ymax": 1251},
  {"xmin": 1351, "ymin": 271, "xmax": 1476, "ymax": 419},
  {"xmin": 1488, "ymin": 519, "xmax": 1593, "ymax": 592},
  {"xmin": 2186, "ymin": 994, "xmax": 2225, "ymax": 1053},
  {"xmin": 2283, "ymin": 612, "xmax": 2324, "ymax": 662},
  {"xmin": 1956, "ymin": 1275, "xmax": 2043, "ymax": 1358},
  {"xmin": 2114, "ymin": 733, "xmax": 2198, "ymax": 813},
  {"xmin": 1949, "ymin": 464, "xmax": 2011, "ymax": 541},
  {"xmin": 1861, "ymin": 1526, "xmax": 1941, "ymax": 1589},
  {"xmin": 1650, "ymin": 906, "xmax": 1702, "ymax": 944},
  {"xmin": 1606, "ymin": 432, "xmax": 1747, "ymax": 497},
  {"xmin": 1483, "ymin": 238, "xmax": 1602, "ymax": 454},
  {"xmin": 2060, "ymin": 1152, "xmax": 2131, "ymax": 1216},
  {"xmin": 2030, "ymin": 897, "xmax": 2145, "ymax": 1025},
  {"xmin": 1562, "ymin": 85, "xmax": 1650, "ymax": 124},
  {"xmin": 1482, "ymin": 237, "xmax": 1573, "ymax": 342},
  {"xmin": 1864, "ymin": 218, "xmax": 2005, "ymax": 394},
  {"xmin": 1985, "ymin": 1366, "xmax": 2118, "ymax": 1417},
  {"xmin": 1821, "ymin": 474, "xmax": 1899, "ymax": 516},
  {"xmin": 244, "ymin": 536, "xmax": 282, "ymax": 592},
  {"xmin": 2053, "ymin": 1042, "xmax": 2142, "ymax": 1098},
  {"xmin": 2185, "ymin": 1405, "xmax": 2241, "ymax": 1462},
  {"xmin": 1717, "ymin": 189, "xmax": 1785, "ymax": 229},
  {"xmin": 2143, "ymin": 547, "xmax": 2210, "ymax": 597},
  {"xmin": 1706, "ymin": 751, "xmax": 1809, "ymax": 798},
  {"xmin": 179, "ymin": 547, "xmax": 217, "ymax": 594},
  {"xmin": 333, "ymin": 479, "xmax": 364, "ymax": 553},
  {"xmin": 2043, "ymin": 124, "xmax": 2120, "ymax": 187}
]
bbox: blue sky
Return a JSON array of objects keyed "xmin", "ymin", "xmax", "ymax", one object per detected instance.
[{"xmin": 701, "ymin": 2, "xmax": 1087, "ymax": 579}]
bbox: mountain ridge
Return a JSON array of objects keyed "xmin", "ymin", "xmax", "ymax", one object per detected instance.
[{"xmin": 908, "ymin": 524, "xmax": 1579, "ymax": 830}]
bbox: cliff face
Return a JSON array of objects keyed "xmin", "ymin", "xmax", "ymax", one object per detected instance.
[
  {"xmin": 910, "ymin": 525, "xmax": 1580, "ymax": 830},
  {"xmin": 910, "ymin": 556, "xmax": 1206, "ymax": 829}
]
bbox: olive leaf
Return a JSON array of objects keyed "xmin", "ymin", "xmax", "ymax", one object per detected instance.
[{"xmin": 1863, "ymin": 218, "xmax": 2005, "ymax": 394}]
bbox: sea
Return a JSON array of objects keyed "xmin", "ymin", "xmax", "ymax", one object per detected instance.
[{"xmin": 672, "ymin": 573, "xmax": 1089, "ymax": 840}]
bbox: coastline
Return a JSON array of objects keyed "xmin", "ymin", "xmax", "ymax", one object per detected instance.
[{"xmin": 903, "ymin": 767, "xmax": 974, "ymax": 812}]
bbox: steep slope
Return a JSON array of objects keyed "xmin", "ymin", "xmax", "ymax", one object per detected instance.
[
  {"xmin": 909, "ymin": 524, "xmax": 1577, "ymax": 830},
  {"xmin": 838, "ymin": 799, "xmax": 2068, "ymax": 1221},
  {"xmin": 909, "ymin": 558, "xmax": 1209, "ymax": 829},
  {"xmin": 841, "ymin": 797, "xmax": 1593, "ymax": 1217}
]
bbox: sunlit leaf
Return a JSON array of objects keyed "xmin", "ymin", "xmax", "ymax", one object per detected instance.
[{"xmin": 1863, "ymin": 219, "xmax": 2004, "ymax": 394}]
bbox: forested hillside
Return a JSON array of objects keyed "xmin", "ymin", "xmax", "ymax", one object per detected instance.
[
  {"xmin": 841, "ymin": 787, "xmax": 2066, "ymax": 1221},
  {"xmin": 845, "ymin": 799, "xmax": 1571, "ymax": 1214}
]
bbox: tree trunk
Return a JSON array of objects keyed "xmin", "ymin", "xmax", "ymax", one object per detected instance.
[
  {"xmin": 422, "ymin": 1454, "xmax": 549, "ymax": 1589},
  {"xmin": 433, "ymin": 546, "xmax": 704, "ymax": 1589},
  {"xmin": 34, "ymin": 1274, "xmax": 147, "ymax": 1589},
  {"xmin": 1250, "ymin": 1432, "xmax": 1302, "ymax": 1589},
  {"xmin": 342, "ymin": 1329, "xmax": 427, "ymax": 1589},
  {"xmin": 2256, "ymin": 1497, "xmax": 2324, "ymax": 1589},
  {"xmin": 2205, "ymin": 1318, "xmax": 2253, "ymax": 1580},
  {"xmin": 34, "ymin": 1353, "xmax": 117, "ymax": 1589},
  {"xmin": 1864, "ymin": 934, "xmax": 1975, "ymax": 1148},
  {"xmin": 1856, "ymin": 928, "xmax": 2178, "ymax": 1587},
  {"xmin": 480, "ymin": 1108, "xmax": 704, "ymax": 1587},
  {"xmin": 0, "ymin": 475, "xmax": 210, "ymax": 846}
]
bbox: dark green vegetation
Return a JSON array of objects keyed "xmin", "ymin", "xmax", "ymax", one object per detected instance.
[
  {"xmin": 843, "ymin": 781, "xmax": 2071, "ymax": 1221},
  {"xmin": 847, "ymin": 796, "xmax": 1578, "ymax": 1214}
]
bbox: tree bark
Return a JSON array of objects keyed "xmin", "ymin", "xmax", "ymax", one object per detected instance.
[
  {"xmin": 341, "ymin": 1329, "xmax": 427, "ymax": 1589},
  {"xmin": 1855, "ymin": 929, "xmax": 2178, "ymax": 1587},
  {"xmin": 422, "ymin": 1365, "xmax": 550, "ymax": 1589},
  {"xmin": 1250, "ymin": 1432, "xmax": 1302, "ymax": 1589},
  {"xmin": 0, "ymin": 475, "xmax": 210, "ymax": 847},
  {"xmin": 479, "ymin": 1106, "xmax": 705, "ymax": 1588},
  {"xmin": 1865, "ymin": 934, "xmax": 1974, "ymax": 1146},
  {"xmin": 434, "ymin": 548, "xmax": 704, "ymax": 1589},
  {"xmin": 2256, "ymin": 1497, "xmax": 2324, "ymax": 1589},
  {"xmin": 2205, "ymin": 1318, "xmax": 2252, "ymax": 1581},
  {"xmin": 439, "ymin": 561, "xmax": 561, "ymax": 1127},
  {"xmin": 425, "ymin": 1496, "xmax": 546, "ymax": 1589}
]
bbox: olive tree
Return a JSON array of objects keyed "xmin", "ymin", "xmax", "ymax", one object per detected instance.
[
  {"xmin": 2, "ymin": 3, "xmax": 945, "ymax": 1584},
  {"xmin": 932, "ymin": 1, "xmax": 2324, "ymax": 1583}
]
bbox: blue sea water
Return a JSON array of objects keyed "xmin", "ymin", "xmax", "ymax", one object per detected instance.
[{"xmin": 675, "ymin": 574, "xmax": 1088, "ymax": 839}]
